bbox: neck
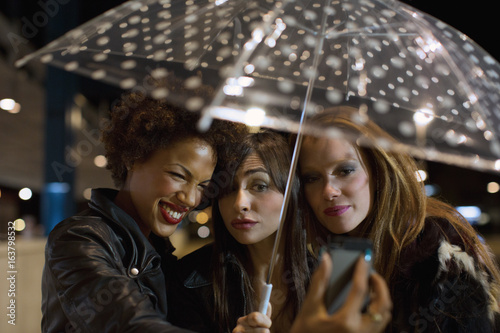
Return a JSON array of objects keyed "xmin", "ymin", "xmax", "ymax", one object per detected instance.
[
  {"xmin": 246, "ymin": 236, "xmax": 293, "ymax": 333},
  {"xmin": 247, "ymin": 233, "xmax": 280, "ymax": 283},
  {"xmin": 246, "ymin": 233, "xmax": 289, "ymax": 315}
]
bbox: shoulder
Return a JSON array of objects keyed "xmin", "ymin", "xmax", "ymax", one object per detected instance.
[
  {"xmin": 412, "ymin": 216, "xmax": 480, "ymax": 275},
  {"xmin": 394, "ymin": 217, "xmax": 498, "ymax": 327},
  {"xmin": 399, "ymin": 217, "xmax": 467, "ymax": 268},
  {"xmin": 395, "ymin": 216, "xmax": 490, "ymax": 298},
  {"xmin": 174, "ymin": 243, "xmax": 214, "ymax": 288},
  {"xmin": 45, "ymin": 210, "xmax": 127, "ymax": 265},
  {"xmin": 177, "ymin": 243, "xmax": 214, "ymax": 269},
  {"xmin": 47, "ymin": 210, "xmax": 114, "ymax": 244}
]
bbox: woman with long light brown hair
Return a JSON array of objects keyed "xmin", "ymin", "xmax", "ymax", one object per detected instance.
[{"xmin": 298, "ymin": 105, "xmax": 500, "ymax": 332}]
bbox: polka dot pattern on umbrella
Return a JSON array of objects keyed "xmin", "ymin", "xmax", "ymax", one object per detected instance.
[{"xmin": 16, "ymin": 0, "xmax": 500, "ymax": 172}]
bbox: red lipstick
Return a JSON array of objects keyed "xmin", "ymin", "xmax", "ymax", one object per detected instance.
[{"xmin": 159, "ymin": 201, "xmax": 188, "ymax": 225}]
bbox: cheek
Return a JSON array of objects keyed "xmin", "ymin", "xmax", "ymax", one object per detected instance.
[
  {"xmin": 261, "ymin": 194, "xmax": 284, "ymax": 221},
  {"xmin": 156, "ymin": 175, "xmax": 181, "ymax": 195},
  {"xmin": 135, "ymin": 172, "xmax": 169, "ymax": 196},
  {"xmin": 304, "ymin": 186, "xmax": 320, "ymax": 208},
  {"xmin": 350, "ymin": 176, "xmax": 372, "ymax": 204}
]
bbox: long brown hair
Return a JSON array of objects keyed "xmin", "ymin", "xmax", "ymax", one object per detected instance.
[
  {"xmin": 301, "ymin": 106, "xmax": 500, "ymax": 294},
  {"xmin": 211, "ymin": 131, "xmax": 311, "ymax": 332}
]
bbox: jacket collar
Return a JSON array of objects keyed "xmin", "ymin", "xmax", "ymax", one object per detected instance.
[
  {"xmin": 89, "ymin": 188, "xmax": 140, "ymax": 233},
  {"xmin": 88, "ymin": 188, "xmax": 175, "ymax": 256}
]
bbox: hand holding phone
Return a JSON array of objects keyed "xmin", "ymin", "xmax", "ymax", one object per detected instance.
[{"xmin": 323, "ymin": 236, "xmax": 373, "ymax": 314}]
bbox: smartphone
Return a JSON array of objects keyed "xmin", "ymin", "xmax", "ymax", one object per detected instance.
[{"xmin": 323, "ymin": 236, "xmax": 373, "ymax": 314}]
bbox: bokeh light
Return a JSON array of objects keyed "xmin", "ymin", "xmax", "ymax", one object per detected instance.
[
  {"xmin": 0, "ymin": 98, "xmax": 21, "ymax": 113},
  {"xmin": 94, "ymin": 155, "xmax": 107, "ymax": 168},
  {"xmin": 14, "ymin": 218, "xmax": 26, "ymax": 232},
  {"xmin": 416, "ymin": 170, "xmax": 427, "ymax": 182},
  {"xmin": 196, "ymin": 212, "xmax": 209, "ymax": 224},
  {"xmin": 487, "ymin": 182, "xmax": 499, "ymax": 194},
  {"xmin": 19, "ymin": 187, "xmax": 32, "ymax": 200},
  {"xmin": 197, "ymin": 226, "xmax": 210, "ymax": 238},
  {"xmin": 83, "ymin": 188, "xmax": 92, "ymax": 200}
]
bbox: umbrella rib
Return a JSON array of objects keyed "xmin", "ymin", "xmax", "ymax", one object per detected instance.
[
  {"xmin": 324, "ymin": 22, "xmax": 417, "ymax": 39},
  {"xmin": 198, "ymin": 0, "xmax": 294, "ymax": 130},
  {"xmin": 170, "ymin": 0, "xmax": 251, "ymax": 70},
  {"xmin": 265, "ymin": 0, "xmax": 331, "ymax": 285}
]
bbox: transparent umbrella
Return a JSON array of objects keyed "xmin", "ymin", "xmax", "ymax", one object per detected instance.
[
  {"xmin": 15, "ymin": 0, "xmax": 500, "ymax": 172},
  {"xmin": 15, "ymin": 0, "xmax": 500, "ymax": 313}
]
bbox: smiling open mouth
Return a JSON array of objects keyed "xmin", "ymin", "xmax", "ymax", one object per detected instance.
[{"xmin": 159, "ymin": 201, "xmax": 187, "ymax": 225}]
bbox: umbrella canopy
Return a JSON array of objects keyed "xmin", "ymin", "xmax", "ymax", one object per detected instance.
[{"xmin": 16, "ymin": 0, "xmax": 500, "ymax": 173}]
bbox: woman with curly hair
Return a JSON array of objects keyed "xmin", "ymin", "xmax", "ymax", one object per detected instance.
[
  {"xmin": 41, "ymin": 90, "xmax": 248, "ymax": 333},
  {"xmin": 298, "ymin": 105, "xmax": 500, "ymax": 332}
]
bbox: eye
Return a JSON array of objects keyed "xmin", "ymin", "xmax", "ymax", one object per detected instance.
[
  {"xmin": 168, "ymin": 171, "xmax": 185, "ymax": 180},
  {"xmin": 337, "ymin": 165, "xmax": 356, "ymax": 176},
  {"xmin": 251, "ymin": 182, "xmax": 269, "ymax": 192},
  {"xmin": 301, "ymin": 173, "xmax": 320, "ymax": 184}
]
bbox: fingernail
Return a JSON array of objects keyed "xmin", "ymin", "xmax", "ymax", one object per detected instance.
[{"xmin": 364, "ymin": 248, "xmax": 372, "ymax": 262}]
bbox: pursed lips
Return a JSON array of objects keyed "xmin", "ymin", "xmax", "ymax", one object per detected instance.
[
  {"xmin": 231, "ymin": 218, "xmax": 258, "ymax": 230},
  {"xmin": 323, "ymin": 205, "xmax": 350, "ymax": 216}
]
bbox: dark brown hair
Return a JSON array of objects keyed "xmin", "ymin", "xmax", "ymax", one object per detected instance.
[{"xmin": 211, "ymin": 130, "xmax": 311, "ymax": 332}]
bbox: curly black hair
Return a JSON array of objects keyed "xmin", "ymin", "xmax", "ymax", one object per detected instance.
[{"xmin": 101, "ymin": 91, "xmax": 248, "ymax": 188}]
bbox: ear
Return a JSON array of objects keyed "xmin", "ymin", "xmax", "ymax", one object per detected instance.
[{"xmin": 126, "ymin": 161, "xmax": 136, "ymax": 171}]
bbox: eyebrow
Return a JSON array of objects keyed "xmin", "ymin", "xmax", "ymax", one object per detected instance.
[
  {"xmin": 300, "ymin": 157, "xmax": 358, "ymax": 171},
  {"xmin": 171, "ymin": 163, "xmax": 212, "ymax": 183},
  {"xmin": 243, "ymin": 167, "xmax": 269, "ymax": 177}
]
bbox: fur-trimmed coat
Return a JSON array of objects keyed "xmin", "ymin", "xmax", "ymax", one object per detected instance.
[{"xmin": 389, "ymin": 216, "xmax": 499, "ymax": 333}]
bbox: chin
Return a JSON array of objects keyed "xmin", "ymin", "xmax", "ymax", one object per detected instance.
[
  {"xmin": 153, "ymin": 224, "xmax": 177, "ymax": 238},
  {"xmin": 322, "ymin": 223, "xmax": 354, "ymax": 236}
]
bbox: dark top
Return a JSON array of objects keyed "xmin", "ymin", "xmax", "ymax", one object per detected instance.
[
  {"xmin": 167, "ymin": 243, "xmax": 246, "ymax": 333},
  {"xmin": 168, "ymin": 243, "xmax": 316, "ymax": 333},
  {"xmin": 42, "ymin": 188, "xmax": 194, "ymax": 333}
]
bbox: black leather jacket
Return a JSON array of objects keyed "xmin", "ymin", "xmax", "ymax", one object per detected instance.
[{"xmin": 42, "ymin": 188, "xmax": 193, "ymax": 333}]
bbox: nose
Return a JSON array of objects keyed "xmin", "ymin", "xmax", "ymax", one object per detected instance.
[
  {"xmin": 323, "ymin": 181, "xmax": 341, "ymax": 201},
  {"xmin": 177, "ymin": 183, "xmax": 198, "ymax": 208},
  {"xmin": 233, "ymin": 189, "xmax": 250, "ymax": 212}
]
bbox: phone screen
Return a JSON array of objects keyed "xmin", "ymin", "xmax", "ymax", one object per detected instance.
[{"xmin": 324, "ymin": 236, "xmax": 373, "ymax": 314}]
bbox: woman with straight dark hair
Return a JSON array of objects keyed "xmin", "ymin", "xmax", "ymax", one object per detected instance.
[{"xmin": 168, "ymin": 131, "xmax": 311, "ymax": 333}]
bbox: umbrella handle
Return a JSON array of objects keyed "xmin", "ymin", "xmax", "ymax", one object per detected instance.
[{"xmin": 258, "ymin": 283, "xmax": 273, "ymax": 314}]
